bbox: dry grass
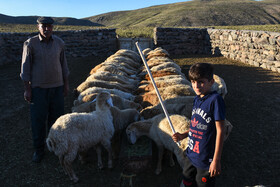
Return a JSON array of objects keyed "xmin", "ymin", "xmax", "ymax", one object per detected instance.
[{"xmin": 1, "ymin": 23, "xmax": 279, "ymax": 38}]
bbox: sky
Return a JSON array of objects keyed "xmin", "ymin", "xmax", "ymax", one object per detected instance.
[{"xmin": 0, "ymin": 0, "xmax": 191, "ymax": 19}]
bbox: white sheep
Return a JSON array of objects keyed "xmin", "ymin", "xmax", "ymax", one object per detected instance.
[
  {"xmin": 72, "ymin": 94, "xmax": 142, "ymax": 112},
  {"xmin": 142, "ymin": 48, "xmax": 152, "ymax": 58},
  {"xmin": 150, "ymin": 61, "xmax": 182, "ymax": 72},
  {"xmin": 153, "ymin": 74, "xmax": 187, "ymax": 82},
  {"xmin": 212, "ymin": 74, "xmax": 228, "ymax": 98},
  {"xmin": 146, "ymin": 47, "xmax": 170, "ymax": 60},
  {"xmin": 114, "ymin": 49, "xmax": 142, "ymax": 63},
  {"xmin": 90, "ymin": 61, "xmax": 138, "ymax": 76},
  {"xmin": 92, "ymin": 64, "xmax": 140, "ymax": 81},
  {"xmin": 80, "ymin": 106, "xmax": 141, "ymax": 168},
  {"xmin": 105, "ymin": 55, "xmax": 140, "ymax": 70},
  {"xmin": 46, "ymin": 92, "xmax": 115, "ymax": 183},
  {"xmin": 146, "ymin": 57, "xmax": 174, "ymax": 68},
  {"xmin": 139, "ymin": 61, "xmax": 182, "ymax": 76},
  {"xmin": 75, "ymin": 79, "xmax": 135, "ymax": 94},
  {"xmin": 126, "ymin": 114, "xmax": 190, "ymax": 175},
  {"xmin": 126, "ymin": 114, "xmax": 233, "ymax": 175},
  {"xmin": 139, "ymin": 68, "xmax": 187, "ymax": 81},
  {"xmin": 138, "ymin": 74, "xmax": 189, "ymax": 87},
  {"xmin": 78, "ymin": 86, "xmax": 136, "ymax": 102},
  {"xmin": 105, "ymin": 59, "xmax": 140, "ymax": 72},
  {"xmin": 86, "ymin": 71, "xmax": 139, "ymax": 86}
]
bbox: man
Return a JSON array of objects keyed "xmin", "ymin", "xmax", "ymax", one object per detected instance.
[{"xmin": 20, "ymin": 16, "xmax": 69, "ymax": 163}]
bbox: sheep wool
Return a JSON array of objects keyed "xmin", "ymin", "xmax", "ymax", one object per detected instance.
[
  {"xmin": 46, "ymin": 92, "xmax": 115, "ymax": 183},
  {"xmin": 140, "ymin": 96, "xmax": 195, "ymax": 119},
  {"xmin": 76, "ymin": 79, "xmax": 134, "ymax": 94},
  {"xmin": 114, "ymin": 49, "xmax": 142, "ymax": 63},
  {"xmin": 212, "ymin": 74, "xmax": 228, "ymax": 98},
  {"xmin": 72, "ymin": 94, "xmax": 142, "ymax": 113},
  {"xmin": 126, "ymin": 114, "xmax": 190, "ymax": 174},
  {"xmin": 85, "ymin": 71, "xmax": 138, "ymax": 85},
  {"xmin": 78, "ymin": 86, "xmax": 135, "ymax": 102},
  {"xmin": 91, "ymin": 106, "xmax": 141, "ymax": 169}
]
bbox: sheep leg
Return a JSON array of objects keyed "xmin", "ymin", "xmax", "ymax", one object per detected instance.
[
  {"xmin": 59, "ymin": 154, "xmax": 78, "ymax": 180},
  {"xmin": 100, "ymin": 140, "xmax": 113, "ymax": 169},
  {"xmin": 59, "ymin": 155, "xmax": 68, "ymax": 175},
  {"xmin": 78, "ymin": 151, "xmax": 88, "ymax": 165},
  {"xmin": 167, "ymin": 150, "xmax": 175, "ymax": 167},
  {"xmin": 63, "ymin": 159, "xmax": 79, "ymax": 183},
  {"xmin": 111, "ymin": 132, "xmax": 121, "ymax": 160},
  {"xmin": 63, "ymin": 151, "xmax": 79, "ymax": 183},
  {"xmin": 155, "ymin": 145, "xmax": 164, "ymax": 175},
  {"xmin": 95, "ymin": 145, "xmax": 104, "ymax": 169}
]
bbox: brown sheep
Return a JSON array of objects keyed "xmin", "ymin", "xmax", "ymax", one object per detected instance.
[
  {"xmin": 134, "ymin": 79, "xmax": 192, "ymax": 95},
  {"xmin": 134, "ymin": 84, "xmax": 195, "ymax": 108}
]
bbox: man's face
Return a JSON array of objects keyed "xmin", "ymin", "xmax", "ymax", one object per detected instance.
[{"xmin": 38, "ymin": 23, "xmax": 53, "ymax": 39}]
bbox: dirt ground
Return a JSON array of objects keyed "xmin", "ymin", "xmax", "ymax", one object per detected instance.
[{"xmin": 0, "ymin": 54, "xmax": 279, "ymax": 187}]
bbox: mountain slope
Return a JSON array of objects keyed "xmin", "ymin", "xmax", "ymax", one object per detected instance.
[
  {"xmin": 84, "ymin": 0, "xmax": 280, "ymax": 27},
  {"xmin": 0, "ymin": 14, "xmax": 102, "ymax": 26},
  {"xmin": 1, "ymin": 0, "xmax": 280, "ymax": 27}
]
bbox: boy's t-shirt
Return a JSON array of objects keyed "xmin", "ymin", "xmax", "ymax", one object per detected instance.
[{"xmin": 186, "ymin": 91, "xmax": 225, "ymax": 170}]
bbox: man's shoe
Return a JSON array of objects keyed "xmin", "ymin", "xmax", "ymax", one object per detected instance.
[{"xmin": 32, "ymin": 151, "xmax": 44, "ymax": 163}]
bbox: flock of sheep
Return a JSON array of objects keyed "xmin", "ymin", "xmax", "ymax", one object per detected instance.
[{"xmin": 45, "ymin": 47, "xmax": 233, "ymax": 183}]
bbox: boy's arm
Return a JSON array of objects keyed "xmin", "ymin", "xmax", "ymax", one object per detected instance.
[{"xmin": 209, "ymin": 120, "xmax": 225, "ymax": 177}]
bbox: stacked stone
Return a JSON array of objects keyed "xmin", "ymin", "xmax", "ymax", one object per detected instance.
[
  {"xmin": 0, "ymin": 29, "xmax": 117, "ymax": 66},
  {"xmin": 56, "ymin": 29, "xmax": 117, "ymax": 58},
  {"xmin": 154, "ymin": 27, "xmax": 211, "ymax": 55},
  {"xmin": 155, "ymin": 27, "xmax": 280, "ymax": 73},
  {"xmin": 208, "ymin": 29, "xmax": 280, "ymax": 73}
]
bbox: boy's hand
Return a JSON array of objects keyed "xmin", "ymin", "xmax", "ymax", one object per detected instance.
[
  {"xmin": 209, "ymin": 159, "xmax": 221, "ymax": 177},
  {"xmin": 172, "ymin": 132, "xmax": 188, "ymax": 143},
  {"xmin": 172, "ymin": 132, "xmax": 181, "ymax": 142}
]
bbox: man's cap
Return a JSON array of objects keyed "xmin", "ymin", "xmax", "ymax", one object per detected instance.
[{"xmin": 37, "ymin": 17, "xmax": 54, "ymax": 24}]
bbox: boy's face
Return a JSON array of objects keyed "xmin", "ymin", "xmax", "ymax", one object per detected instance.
[{"xmin": 191, "ymin": 78, "xmax": 214, "ymax": 97}]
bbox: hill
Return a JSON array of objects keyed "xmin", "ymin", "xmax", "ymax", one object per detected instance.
[
  {"xmin": 84, "ymin": 0, "xmax": 280, "ymax": 27},
  {"xmin": 0, "ymin": 14, "xmax": 103, "ymax": 26},
  {"xmin": 1, "ymin": 0, "xmax": 280, "ymax": 28}
]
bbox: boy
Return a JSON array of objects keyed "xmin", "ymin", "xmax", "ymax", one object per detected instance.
[{"xmin": 172, "ymin": 63, "xmax": 225, "ymax": 187}]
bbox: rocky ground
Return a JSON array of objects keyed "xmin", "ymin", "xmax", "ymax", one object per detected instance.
[{"xmin": 0, "ymin": 55, "xmax": 279, "ymax": 187}]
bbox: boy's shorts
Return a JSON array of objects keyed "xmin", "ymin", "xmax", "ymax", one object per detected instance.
[{"xmin": 181, "ymin": 157, "xmax": 215, "ymax": 187}]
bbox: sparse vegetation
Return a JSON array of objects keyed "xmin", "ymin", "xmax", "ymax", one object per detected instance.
[
  {"xmin": 86, "ymin": 0, "xmax": 280, "ymax": 27},
  {"xmin": 1, "ymin": 0, "xmax": 280, "ymax": 37},
  {"xmin": 0, "ymin": 23, "xmax": 279, "ymax": 38}
]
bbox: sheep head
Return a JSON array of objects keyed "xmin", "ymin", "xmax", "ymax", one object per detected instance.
[
  {"xmin": 126, "ymin": 121, "xmax": 152, "ymax": 144},
  {"xmin": 95, "ymin": 91, "xmax": 113, "ymax": 111}
]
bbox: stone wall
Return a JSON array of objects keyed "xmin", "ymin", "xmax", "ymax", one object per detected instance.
[
  {"xmin": 0, "ymin": 29, "xmax": 117, "ymax": 66},
  {"xmin": 154, "ymin": 27, "xmax": 211, "ymax": 55},
  {"xmin": 2, "ymin": 27, "xmax": 280, "ymax": 73},
  {"xmin": 154, "ymin": 27, "xmax": 280, "ymax": 73},
  {"xmin": 208, "ymin": 29, "xmax": 280, "ymax": 73}
]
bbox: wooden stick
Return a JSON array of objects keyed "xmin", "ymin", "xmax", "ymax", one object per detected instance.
[{"xmin": 135, "ymin": 42, "xmax": 180, "ymax": 146}]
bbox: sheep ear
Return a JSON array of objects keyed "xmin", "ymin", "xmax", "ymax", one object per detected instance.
[
  {"xmin": 128, "ymin": 131, "xmax": 137, "ymax": 144},
  {"xmin": 107, "ymin": 97, "xmax": 113, "ymax": 107},
  {"xmin": 90, "ymin": 98, "xmax": 97, "ymax": 103}
]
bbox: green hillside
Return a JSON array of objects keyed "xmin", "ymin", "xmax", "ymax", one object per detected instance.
[
  {"xmin": 84, "ymin": 0, "xmax": 280, "ymax": 27},
  {"xmin": 0, "ymin": 14, "xmax": 102, "ymax": 26}
]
